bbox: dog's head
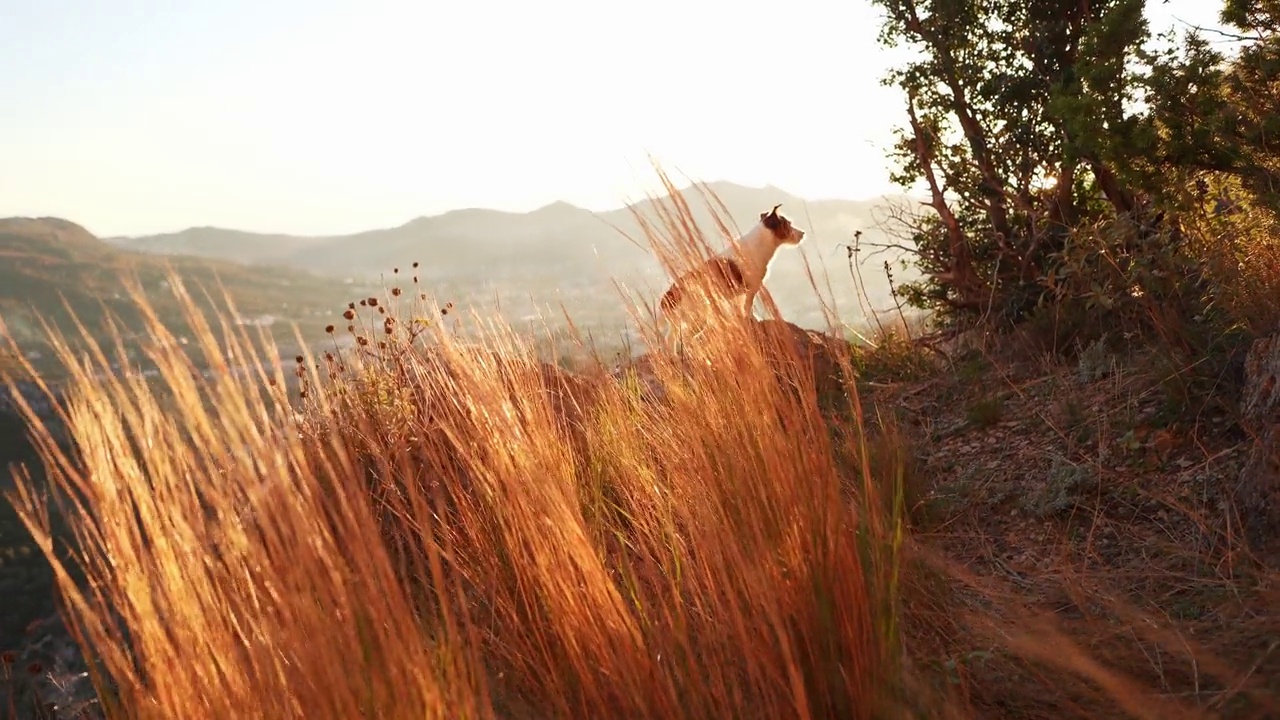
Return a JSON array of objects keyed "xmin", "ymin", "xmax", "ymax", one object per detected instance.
[{"xmin": 760, "ymin": 204, "xmax": 805, "ymax": 245}]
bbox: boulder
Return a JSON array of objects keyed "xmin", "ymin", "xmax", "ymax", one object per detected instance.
[
  {"xmin": 750, "ymin": 320, "xmax": 851, "ymax": 399},
  {"xmin": 606, "ymin": 319, "xmax": 852, "ymax": 407},
  {"xmin": 1237, "ymin": 335, "xmax": 1280, "ymax": 550}
]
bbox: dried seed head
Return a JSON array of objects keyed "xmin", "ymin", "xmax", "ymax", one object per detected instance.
[
  {"xmin": 367, "ymin": 297, "xmax": 379, "ymax": 307},
  {"xmin": 325, "ymin": 324, "xmax": 335, "ymax": 333},
  {"xmin": 343, "ymin": 309, "xmax": 355, "ymax": 320},
  {"xmin": 391, "ymin": 287, "xmax": 402, "ymax": 296}
]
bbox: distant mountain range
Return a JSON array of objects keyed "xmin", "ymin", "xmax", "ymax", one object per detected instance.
[{"xmin": 105, "ymin": 182, "xmax": 915, "ymax": 276}]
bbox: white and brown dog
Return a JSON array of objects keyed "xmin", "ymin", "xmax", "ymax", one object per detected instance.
[{"xmin": 658, "ymin": 204, "xmax": 805, "ymax": 349}]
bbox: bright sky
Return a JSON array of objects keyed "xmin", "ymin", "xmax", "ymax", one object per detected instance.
[{"xmin": 0, "ymin": 0, "xmax": 1229, "ymax": 237}]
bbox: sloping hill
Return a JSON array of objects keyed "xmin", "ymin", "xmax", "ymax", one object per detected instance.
[
  {"xmin": 103, "ymin": 226, "xmax": 319, "ymax": 267},
  {"xmin": 0, "ymin": 218, "xmax": 354, "ymax": 374}
]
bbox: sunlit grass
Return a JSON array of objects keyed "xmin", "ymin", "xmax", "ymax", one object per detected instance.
[{"xmin": 0, "ymin": 179, "xmax": 913, "ymax": 720}]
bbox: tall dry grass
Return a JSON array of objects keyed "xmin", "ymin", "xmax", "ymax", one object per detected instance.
[{"xmin": 1, "ymin": 182, "xmax": 919, "ymax": 719}]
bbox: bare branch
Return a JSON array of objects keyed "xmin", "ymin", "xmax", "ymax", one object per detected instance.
[{"xmin": 1172, "ymin": 17, "xmax": 1266, "ymax": 43}]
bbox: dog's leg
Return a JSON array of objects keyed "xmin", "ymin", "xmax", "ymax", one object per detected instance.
[
  {"xmin": 662, "ymin": 311, "xmax": 685, "ymax": 357},
  {"xmin": 741, "ymin": 289, "xmax": 759, "ymax": 321},
  {"xmin": 674, "ymin": 321, "xmax": 691, "ymax": 360}
]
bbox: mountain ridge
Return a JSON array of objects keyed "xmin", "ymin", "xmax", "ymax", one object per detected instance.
[
  {"xmin": 102, "ymin": 182, "xmax": 916, "ymax": 280},
  {"xmin": 103, "ymin": 181, "xmax": 881, "ymax": 241}
]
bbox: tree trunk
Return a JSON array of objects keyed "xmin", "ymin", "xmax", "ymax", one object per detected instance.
[
  {"xmin": 1051, "ymin": 162, "xmax": 1078, "ymax": 227},
  {"xmin": 906, "ymin": 97, "xmax": 983, "ymax": 307},
  {"xmin": 1088, "ymin": 158, "xmax": 1135, "ymax": 216},
  {"xmin": 902, "ymin": 0, "xmax": 1014, "ymax": 246}
]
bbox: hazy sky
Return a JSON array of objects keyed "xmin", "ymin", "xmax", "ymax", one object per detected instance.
[{"xmin": 1, "ymin": 0, "xmax": 1229, "ymax": 237}]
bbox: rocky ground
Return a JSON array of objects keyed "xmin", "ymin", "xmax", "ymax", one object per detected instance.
[
  {"xmin": 1, "ymin": 406, "xmax": 99, "ymax": 720},
  {"xmin": 605, "ymin": 319, "xmax": 1278, "ymax": 715},
  {"xmin": 860, "ymin": 333, "xmax": 1280, "ymax": 718}
]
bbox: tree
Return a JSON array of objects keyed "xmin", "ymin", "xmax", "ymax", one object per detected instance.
[
  {"xmin": 1148, "ymin": 0, "xmax": 1280, "ymax": 210},
  {"xmin": 871, "ymin": 0, "xmax": 1164, "ymax": 321},
  {"xmin": 868, "ymin": 0, "xmax": 1280, "ymax": 331}
]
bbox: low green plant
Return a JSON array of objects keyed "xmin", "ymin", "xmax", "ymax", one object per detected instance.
[{"xmin": 966, "ymin": 395, "xmax": 1004, "ymax": 429}]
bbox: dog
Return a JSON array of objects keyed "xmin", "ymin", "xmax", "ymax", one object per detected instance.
[{"xmin": 658, "ymin": 204, "xmax": 805, "ymax": 350}]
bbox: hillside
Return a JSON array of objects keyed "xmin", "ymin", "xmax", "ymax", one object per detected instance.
[
  {"xmin": 3, "ymin": 186, "xmax": 924, "ymax": 382},
  {"xmin": 0, "ymin": 217, "xmax": 358, "ymax": 376}
]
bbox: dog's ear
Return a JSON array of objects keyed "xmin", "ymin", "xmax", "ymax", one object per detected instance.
[{"xmin": 761, "ymin": 204, "xmax": 782, "ymax": 221}]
